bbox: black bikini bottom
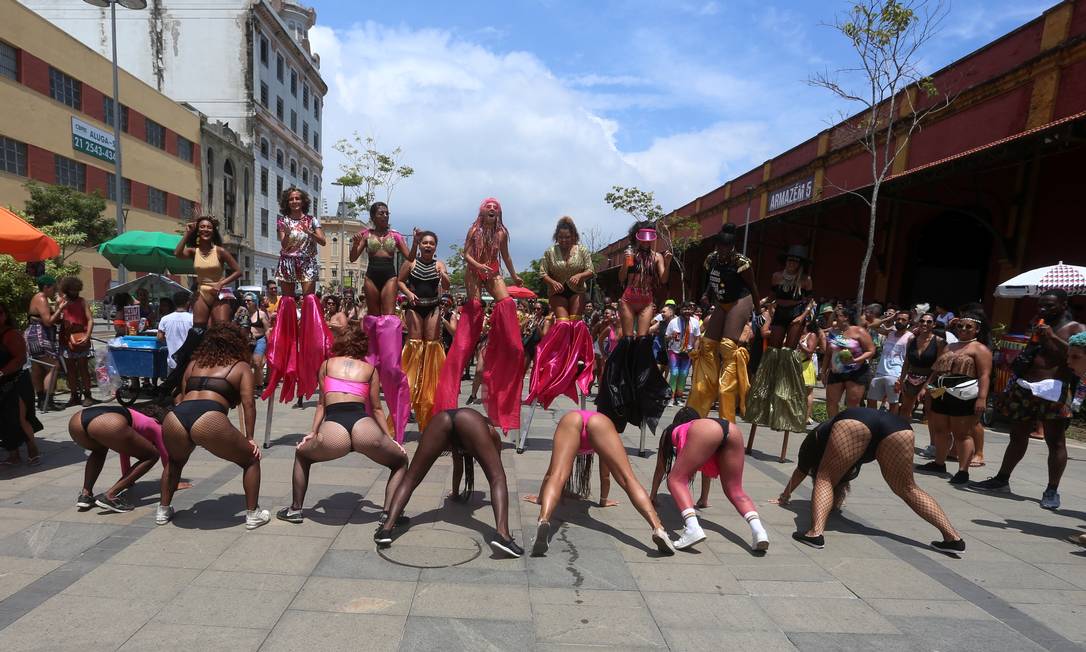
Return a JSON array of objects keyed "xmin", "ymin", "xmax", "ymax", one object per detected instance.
[
  {"xmin": 324, "ymin": 401, "xmax": 369, "ymax": 433},
  {"xmin": 81, "ymin": 406, "xmax": 131, "ymax": 432},
  {"xmin": 172, "ymin": 399, "xmax": 228, "ymax": 432},
  {"xmin": 366, "ymin": 257, "xmax": 397, "ymax": 289}
]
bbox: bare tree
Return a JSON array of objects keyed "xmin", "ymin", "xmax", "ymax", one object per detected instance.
[{"xmin": 810, "ymin": 0, "xmax": 950, "ymax": 308}]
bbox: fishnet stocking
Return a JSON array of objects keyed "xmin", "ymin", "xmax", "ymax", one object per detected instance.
[
  {"xmin": 876, "ymin": 431, "xmax": 960, "ymax": 540},
  {"xmin": 808, "ymin": 419, "xmax": 869, "ymax": 536},
  {"xmin": 162, "ymin": 411, "xmax": 260, "ymax": 510}
]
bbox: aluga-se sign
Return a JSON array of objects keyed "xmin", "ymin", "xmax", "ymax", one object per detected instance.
[
  {"xmin": 71, "ymin": 117, "xmax": 116, "ymax": 164},
  {"xmin": 768, "ymin": 177, "xmax": 814, "ymax": 212}
]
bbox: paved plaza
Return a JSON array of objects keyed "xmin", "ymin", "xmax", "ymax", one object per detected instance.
[{"xmin": 1, "ymin": 387, "xmax": 1086, "ymax": 651}]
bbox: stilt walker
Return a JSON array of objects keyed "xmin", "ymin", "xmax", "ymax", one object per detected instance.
[
  {"xmin": 396, "ymin": 230, "xmax": 449, "ymax": 432},
  {"xmin": 433, "ymin": 198, "xmax": 525, "ymax": 434},
  {"xmin": 519, "ymin": 217, "xmax": 596, "ymax": 452},
  {"xmin": 349, "ymin": 202, "xmax": 417, "ymax": 442},
  {"xmin": 595, "ymin": 220, "xmax": 672, "ymax": 454}
]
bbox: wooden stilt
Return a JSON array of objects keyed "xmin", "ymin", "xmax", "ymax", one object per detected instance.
[{"xmin": 746, "ymin": 423, "xmax": 758, "ymax": 454}]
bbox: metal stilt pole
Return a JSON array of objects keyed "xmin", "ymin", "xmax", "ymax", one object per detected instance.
[
  {"xmin": 639, "ymin": 422, "xmax": 649, "ymax": 457},
  {"xmin": 262, "ymin": 395, "xmax": 276, "ymax": 449},
  {"xmin": 517, "ymin": 400, "xmax": 538, "ymax": 454}
]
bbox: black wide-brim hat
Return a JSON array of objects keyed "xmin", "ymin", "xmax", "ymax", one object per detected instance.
[{"xmin": 779, "ymin": 244, "xmax": 812, "ymax": 266}]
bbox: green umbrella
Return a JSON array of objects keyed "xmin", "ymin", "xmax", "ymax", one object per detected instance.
[{"xmin": 98, "ymin": 230, "xmax": 194, "ymax": 274}]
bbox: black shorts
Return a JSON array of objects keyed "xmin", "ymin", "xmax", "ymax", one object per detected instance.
[
  {"xmin": 771, "ymin": 302, "xmax": 806, "ymax": 328},
  {"xmin": 929, "ymin": 375, "xmax": 978, "ymax": 417},
  {"xmin": 366, "ymin": 257, "xmax": 397, "ymax": 288},
  {"xmin": 828, "ymin": 363, "xmax": 871, "ymax": 386}
]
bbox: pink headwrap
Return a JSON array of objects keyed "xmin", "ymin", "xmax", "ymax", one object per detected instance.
[
  {"xmin": 479, "ymin": 197, "xmax": 502, "ymax": 216},
  {"xmin": 468, "ymin": 197, "xmax": 506, "ymax": 264}
]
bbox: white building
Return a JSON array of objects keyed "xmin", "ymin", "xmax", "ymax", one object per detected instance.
[{"xmin": 22, "ymin": 0, "xmax": 326, "ymax": 283}]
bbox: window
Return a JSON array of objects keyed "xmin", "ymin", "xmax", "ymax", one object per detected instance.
[
  {"xmin": 180, "ymin": 198, "xmax": 195, "ymax": 220},
  {"xmin": 243, "ymin": 167, "xmax": 250, "ymax": 232},
  {"xmin": 302, "ymin": 84, "xmax": 309, "ymax": 109},
  {"xmin": 206, "ymin": 147, "xmax": 214, "ymax": 208},
  {"xmin": 313, "ymin": 132, "xmax": 319, "ymax": 151},
  {"xmin": 290, "ymin": 69, "xmax": 297, "ymax": 96},
  {"xmin": 260, "ymin": 82, "xmax": 268, "ymax": 108},
  {"xmin": 105, "ymin": 173, "xmax": 132, "ymax": 204},
  {"xmin": 145, "ymin": 119, "xmax": 166, "ymax": 149},
  {"xmin": 177, "ymin": 136, "xmax": 193, "ymax": 162},
  {"xmin": 54, "ymin": 155, "xmax": 85, "ymax": 190},
  {"xmin": 259, "ymin": 33, "xmax": 268, "ymax": 65},
  {"xmin": 276, "ymin": 96, "xmax": 283, "ymax": 121},
  {"xmin": 1, "ymin": 42, "xmax": 18, "ymax": 81},
  {"xmin": 290, "ymin": 110, "xmax": 297, "ymax": 133},
  {"xmin": 49, "ymin": 67, "xmax": 81, "ymax": 109},
  {"xmin": 302, "ymin": 122, "xmax": 308, "ymax": 143},
  {"xmin": 223, "ymin": 159, "xmax": 236, "ymax": 229},
  {"xmin": 276, "ymin": 53, "xmax": 284, "ymax": 81},
  {"xmin": 0, "ymin": 136, "xmax": 27, "ymax": 176},
  {"xmin": 313, "ymin": 97, "xmax": 320, "ymax": 120},
  {"xmin": 260, "ymin": 138, "xmax": 269, "ymax": 158},
  {"xmin": 261, "ymin": 208, "xmax": 269, "ymax": 236},
  {"xmin": 103, "ymin": 98, "xmax": 130, "ymax": 132},
  {"xmin": 148, "ymin": 186, "xmax": 167, "ymax": 214},
  {"xmin": 301, "ymin": 168, "xmax": 309, "ymax": 185},
  {"xmin": 275, "ymin": 149, "xmax": 283, "ymax": 169},
  {"xmin": 260, "ymin": 166, "xmax": 268, "ymax": 195},
  {"xmin": 276, "ymin": 175, "xmax": 283, "ymax": 199},
  {"xmin": 289, "ymin": 159, "xmax": 296, "ymax": 177}
]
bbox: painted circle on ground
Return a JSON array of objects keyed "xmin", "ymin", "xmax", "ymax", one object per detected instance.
[{"xmin": 376, "ymin": 528, "xmax": 482, "ymax": 568}]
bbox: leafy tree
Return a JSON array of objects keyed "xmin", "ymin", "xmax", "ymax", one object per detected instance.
[
  {"xmin": 22, "ymin": 182, "xmax": 112, "ymax": 266},
  {"xmin": 604, "ymin": 185, "xmax": 664, "ymax": 223},
  {"xmin": 0, "ymin": 255, "xmax": 37, "ymax": 326},
  {"xmin": 332, "ymin": 133, "xmax": 414, "ymax": 218},
  {"xmin": 810, "ymin": 0, "xmax": 949, "ymax": 307},
  {"xmin": 446, "ymin": 243, "xmax": 466, "ymax": 290},
  {"xmin": 518, "ymin": 258, "xmax": 545, "ymax": 296}
]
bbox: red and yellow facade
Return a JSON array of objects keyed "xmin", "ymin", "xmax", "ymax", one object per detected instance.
[{"xmin": 0, "ymin": 0, "xmax": 201, "ymax": 298}]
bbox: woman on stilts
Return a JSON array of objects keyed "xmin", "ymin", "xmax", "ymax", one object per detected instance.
[
  {"xmin": 433, "ymin": 198, "xmax": 524, "ymax": 435},
  {"xmin": 397, "ymin": 230, "xmax": 449, "ymax": 433}
]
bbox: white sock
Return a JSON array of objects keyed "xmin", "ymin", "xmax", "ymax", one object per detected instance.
[
  {"xmin": 744, "ymin": 511, "xmax": 767, "ymax": 539},
  {"xmin": 681, "ymin": 508, "xmax": 700, "ymax": 532}
]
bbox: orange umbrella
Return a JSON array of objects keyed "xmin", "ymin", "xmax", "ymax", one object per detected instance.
[{"xmin": 0, "ymin": 207, "xmax": 59, "ymax": 262}]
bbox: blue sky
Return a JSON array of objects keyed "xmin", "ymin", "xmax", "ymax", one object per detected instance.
[{"xmin": 309, "ymin": 0, "xmax": 1054, "ymax": 264}]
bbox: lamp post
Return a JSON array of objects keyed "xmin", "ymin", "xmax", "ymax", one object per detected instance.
[{"xmin": 83, "ymin": 0, "xmax": 146, "ymax": 284}]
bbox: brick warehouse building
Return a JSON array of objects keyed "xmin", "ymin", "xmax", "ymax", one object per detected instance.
[{"xmin": 599, "ymin": 0, "xmax": 1086, "ymax": 331}]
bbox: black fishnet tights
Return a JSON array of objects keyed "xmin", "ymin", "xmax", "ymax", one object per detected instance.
[
  {"xmin": 71, "ymin": 412, "xmax": 158, "ymax": 498},
  {"xmin": 875, "ymin": 431, "xmax": 959, "ymax": 540},
  {"xmin": 162, "ymin": 411, "xmax": 261, "ymax": 510}
]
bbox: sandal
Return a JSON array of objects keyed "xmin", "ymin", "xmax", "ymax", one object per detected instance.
[
  {"xmin": 969, "ymin": 460, "xmax": 985, "ymax": 468},
  {"xmin": 27, "ymin": 455, "xmax": 42, "ymax": 467}
]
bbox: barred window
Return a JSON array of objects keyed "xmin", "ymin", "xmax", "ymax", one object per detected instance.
[
  {"xmin": 276, "ymin": 54, "xmax": 284, "ymax": 82},
  {"xmin": 145, "ymin": 119, "xmax": 166, "ymax": 149},
  {"xmin": 276, "ymin": 96, "xmax": 283, "ymax": 121},
  {"xmin": 275, "ymin": 149, "xmax": 283, "ymax": 169},
  {"xmin": 54, "ymin": 155, "xmax": 85, "ymax": 190},
  {"xmin": 148, "ymin": 186, "xmax": 167, "ymax": 214},
  {"xmin": 290, "ymin": 69, "xmax": 297, "ymax": 97},
  {"xmin": 289, "ymin": 159, "xmax": 296, "ymax": 177},
  {"xmin": 261, "ymin": 208, "xmax": 269, "ymax": 236},
  {"xmin": 290, "ymin": 110, "xmax": 297, "ymax": 133},
  {"xmin": 313, "ymin": 97, "xmax": 320, "ymax": 120},
  {"xmin": 301, "ymin": 167, "xmax": 309, "ymax": 185},
  {"xmin": 49, "ymin": 67, "xmax": 81, "ymax": 109},
  {"xmin": 103, "ymin": 98, "xmax": 130, "ymax": 132},
  {"xmin": 0, "ymin": 136, "xmax": 27, "ymax": 176},
  {"xmin": 260, "ymin": 166, "xmax": 268, "ymax": 195},
  {"xmin": 259, "ymin": 34, "xmax": 269, "ymax": 65},
  {"xmin": 177, "ymin": 136, "xmax": 194, "ymax": 162},
  {"xmin": 0, "ymin": 42, "xmax": 17, "ymax": 81},
  {"xmin": 180, "ymin": 198, "xmax": 196, "ymax": 220},
  {"xmin": 302, "ymin": 122, "xmax": 308, "ymax": 143},
  {"xmin": 276, "ymin": 175, "xmax": 283, "ymax": 199},
  {"xmin": 313, "ymin": 132, "xmax": 319, "ymax": 151},
  {"xmin": 260, "ymin": 138, "xmax": 269, "ymax": 158},
  {"xmin": 302, "ymin": 84, "xmax": 309, "ymax": 109},
  {"xmin": 105, "ymin": 173, "xmax": 132, "ymax": 204}
]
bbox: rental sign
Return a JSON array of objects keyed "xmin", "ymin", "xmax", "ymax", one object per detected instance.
[
  {"xmin": 71, "ymin": 117, "xmax": 116, "ymax": 164},
  {"xmin": 768, "ymin": 177, "xmax": 814, "ymax": 213}
]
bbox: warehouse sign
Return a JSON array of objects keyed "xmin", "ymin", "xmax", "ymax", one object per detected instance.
[
  {"xmin": 768, "ymin": 177, "xmax": 814, "ymax": 212},
  {"xmin": 71, "ymin": 117, "xmax": 116, "ymax": 163}
]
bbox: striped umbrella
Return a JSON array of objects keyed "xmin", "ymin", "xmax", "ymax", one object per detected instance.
[{"xmin": 995, "ymin": 262, "xmax": 1086, "ymax": 298}]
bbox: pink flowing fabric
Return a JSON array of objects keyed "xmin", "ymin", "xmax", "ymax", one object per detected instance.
[
  {"xmin": 297, "ymin": 294, "xmax": 333, "ymax": 400},
  {"xmin": 433, "ymin": 299, "xmax": 484, "ymax": 413},
  {"xmin": 482, "ymin": 298, "xmax": 524, "ymax": 430},
  {"xmin": 526, "ymin": 320, "xmax": 594, "ymax": 409},
  {"xmin": 362, "ymin": 315, "xmax": 379, "ymax": 368},
  {"xmin": 374, "ymin": 314, "xmax": 411, "ymax": 442},
  {"xmin": 262, "ymin": 295, "xmax": 299, "ymax": 402}
]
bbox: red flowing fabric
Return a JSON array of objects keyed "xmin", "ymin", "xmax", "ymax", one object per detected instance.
[
  {"xmin": 433, "ymin": 299, "xmax": 484, "ymax": 413},
  {"xmin": 525, "ymin": 320, "xmax": 594, "ymax": 409},
  {"xmin": 297, "ymin": 294, "xmax": 333, "ymax": 400},
  {"xmin": 262, "ymin": 296, "xmax": 299, "ymax": 402},
  {"xmin": 482, "ymin": 298, "xmax": 524, "ymax": 430}
]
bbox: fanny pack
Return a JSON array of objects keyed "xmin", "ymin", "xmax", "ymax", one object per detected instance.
[{"xmin": 929, "ymin": 375, "xmax": 978, "ymax": 401}]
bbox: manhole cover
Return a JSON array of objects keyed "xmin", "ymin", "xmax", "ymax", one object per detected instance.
[{"xmin": 376, "ymin": 528, "xmax": 482, "ymax": 568}]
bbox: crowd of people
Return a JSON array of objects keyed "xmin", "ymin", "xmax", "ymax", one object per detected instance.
[{"xmin": 1, "ymin": 186, "xmax": 1084, "ymax": 560}]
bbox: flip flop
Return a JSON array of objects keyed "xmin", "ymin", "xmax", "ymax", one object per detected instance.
[
  {"xmin": 27, "ymin": 456, "xmax": 42, "ymax": 467},
  {"xmin": 969, "ymin": 460, "xmax": 985, "ymax": 468}
]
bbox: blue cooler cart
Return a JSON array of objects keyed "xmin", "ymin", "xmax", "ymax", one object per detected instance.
[{"xmin": 109, "ymin": 336, "xmax": 169, "ymax": 406}]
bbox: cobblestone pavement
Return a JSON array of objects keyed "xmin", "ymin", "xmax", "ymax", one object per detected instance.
[{"xmin": 1, "ymin": 383, "xmax": 1086, "ymax": 651}]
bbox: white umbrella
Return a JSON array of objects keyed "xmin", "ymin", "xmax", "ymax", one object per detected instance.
[{"xmin": 995, "ymin": 262, "xmax": 1086, "ymax": 298}]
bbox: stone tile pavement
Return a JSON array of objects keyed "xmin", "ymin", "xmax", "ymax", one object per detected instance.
[{"xmin": 1, "ymin": 384, "xmax": 1086, "ymax": 651}]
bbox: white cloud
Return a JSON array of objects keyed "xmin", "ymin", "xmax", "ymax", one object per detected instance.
[{"xmin": 309, "ymin": 21, "xmax": 777, "ymax": 263}]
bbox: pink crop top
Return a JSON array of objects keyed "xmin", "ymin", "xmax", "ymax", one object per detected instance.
[
  {"xmin": 120, "ymin": 409, "xmax": 169, "ymax": 475},
  {"xmin": 325, "ymin": 376, "xmax": 370, "ymax": 397}
]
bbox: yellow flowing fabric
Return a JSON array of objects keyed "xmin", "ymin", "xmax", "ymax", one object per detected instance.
[
  {"xmin": 686, "ymin": 337, "xmax": 720, "ymax": 417},
  {"xmin": 402, "ymin": 339, "xmax": 446, "ymax": 432},
  {"xmin": 719, "ymin": 338, "xmax": 750, "ymax": 422}
]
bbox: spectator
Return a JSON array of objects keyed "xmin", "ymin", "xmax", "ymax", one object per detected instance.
[
  {"xmin": 868, "ymin": 310, "xmax": 913, "ymax": 414},
  {"xmin": 157, "ymin": 292, "xmax": 194, "ymax": 373}
]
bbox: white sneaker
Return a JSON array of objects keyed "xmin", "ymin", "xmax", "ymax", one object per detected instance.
[
  {"xmin": 652, "ymin": 528, "xmax": 677, "ymax": 555},
  {"xmin": 674, "ymin": 525, "xmax": 706, "ymax": 550},
  {"xmin": 245, "ymin": 508, "xmax": 271, "ymax": 530},
  {"xmin": 155, "ymin": 504, "xmax": 174, "ymax": 526},
  {"xmin": 752, "ymin": 529, "xmax": 770, "ymax": 551}
]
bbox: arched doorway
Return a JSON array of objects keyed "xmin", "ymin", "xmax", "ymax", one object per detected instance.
[{"xmin": 903, "ymin": 211, "xmax": 992, "ymax": 311}]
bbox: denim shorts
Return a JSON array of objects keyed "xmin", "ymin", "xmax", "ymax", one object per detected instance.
[{"xmin": 253, "ymin": 336, "xmax": 267, "ymax": 355}]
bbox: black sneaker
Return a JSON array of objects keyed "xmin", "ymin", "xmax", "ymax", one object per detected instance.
[
  {"xmin": 949, "ymin": 470, "xmax": 970, "ymax": 485},
  {"xmin": 373, "ymin": 527, "xmax": 393, "ymax": 547},
  {"xmin": 276, "ymin": 507, "xmax": 303, "ymax": 524},
  {"xmin": 931, "ymin": 538, "xmax": 966, "ymax": 555},
  {"xmin": 489, "ymin": 536, "xmax": 524, "ymax": 558},
  {"xmin": 378, "ymin": 511, "xmax": 410, "ymax": 527},
  {"xmin": 969, "ymin": 477, "xmax": 1010, "ymax": 493},
  {"xmin": 76, "ymin": 492, "xmax": 95, "ymax": 510},
  {"xmin": 95, "ymin": 493, "xmax": 133, "ymax": 513},
  {"xmin": 915, "ymin": 461, "xmax": 947, "ymax": 474},
  {"xmin": 792, "ymin": 532, "xmax": 825, "ymax": 549}
]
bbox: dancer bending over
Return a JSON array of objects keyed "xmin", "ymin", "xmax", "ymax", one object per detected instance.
[
  {"xmin": 650, "ymin": 408, "xmax": 768, "ymax": 551},
  {"xmin": 277, "ymin": 329, "xmax": 408, "ymax": 525},
  {"xmin": 69, "ymin": 403, "xmax": 168, "ymax": 513},
  {"xmin": 530, "ymin": 410, "xmax": 676, "ymax": 557},
  {"xmin": 158, "ymin": 323, "xmax": 269, "ymax": 529},
  {"xmin": 777, "ymin": 407, "xmax": 964, "ymax": 554},
  {"xmin": 375, "ymin": 408, "xmax": 524, "ymax": 558}
]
